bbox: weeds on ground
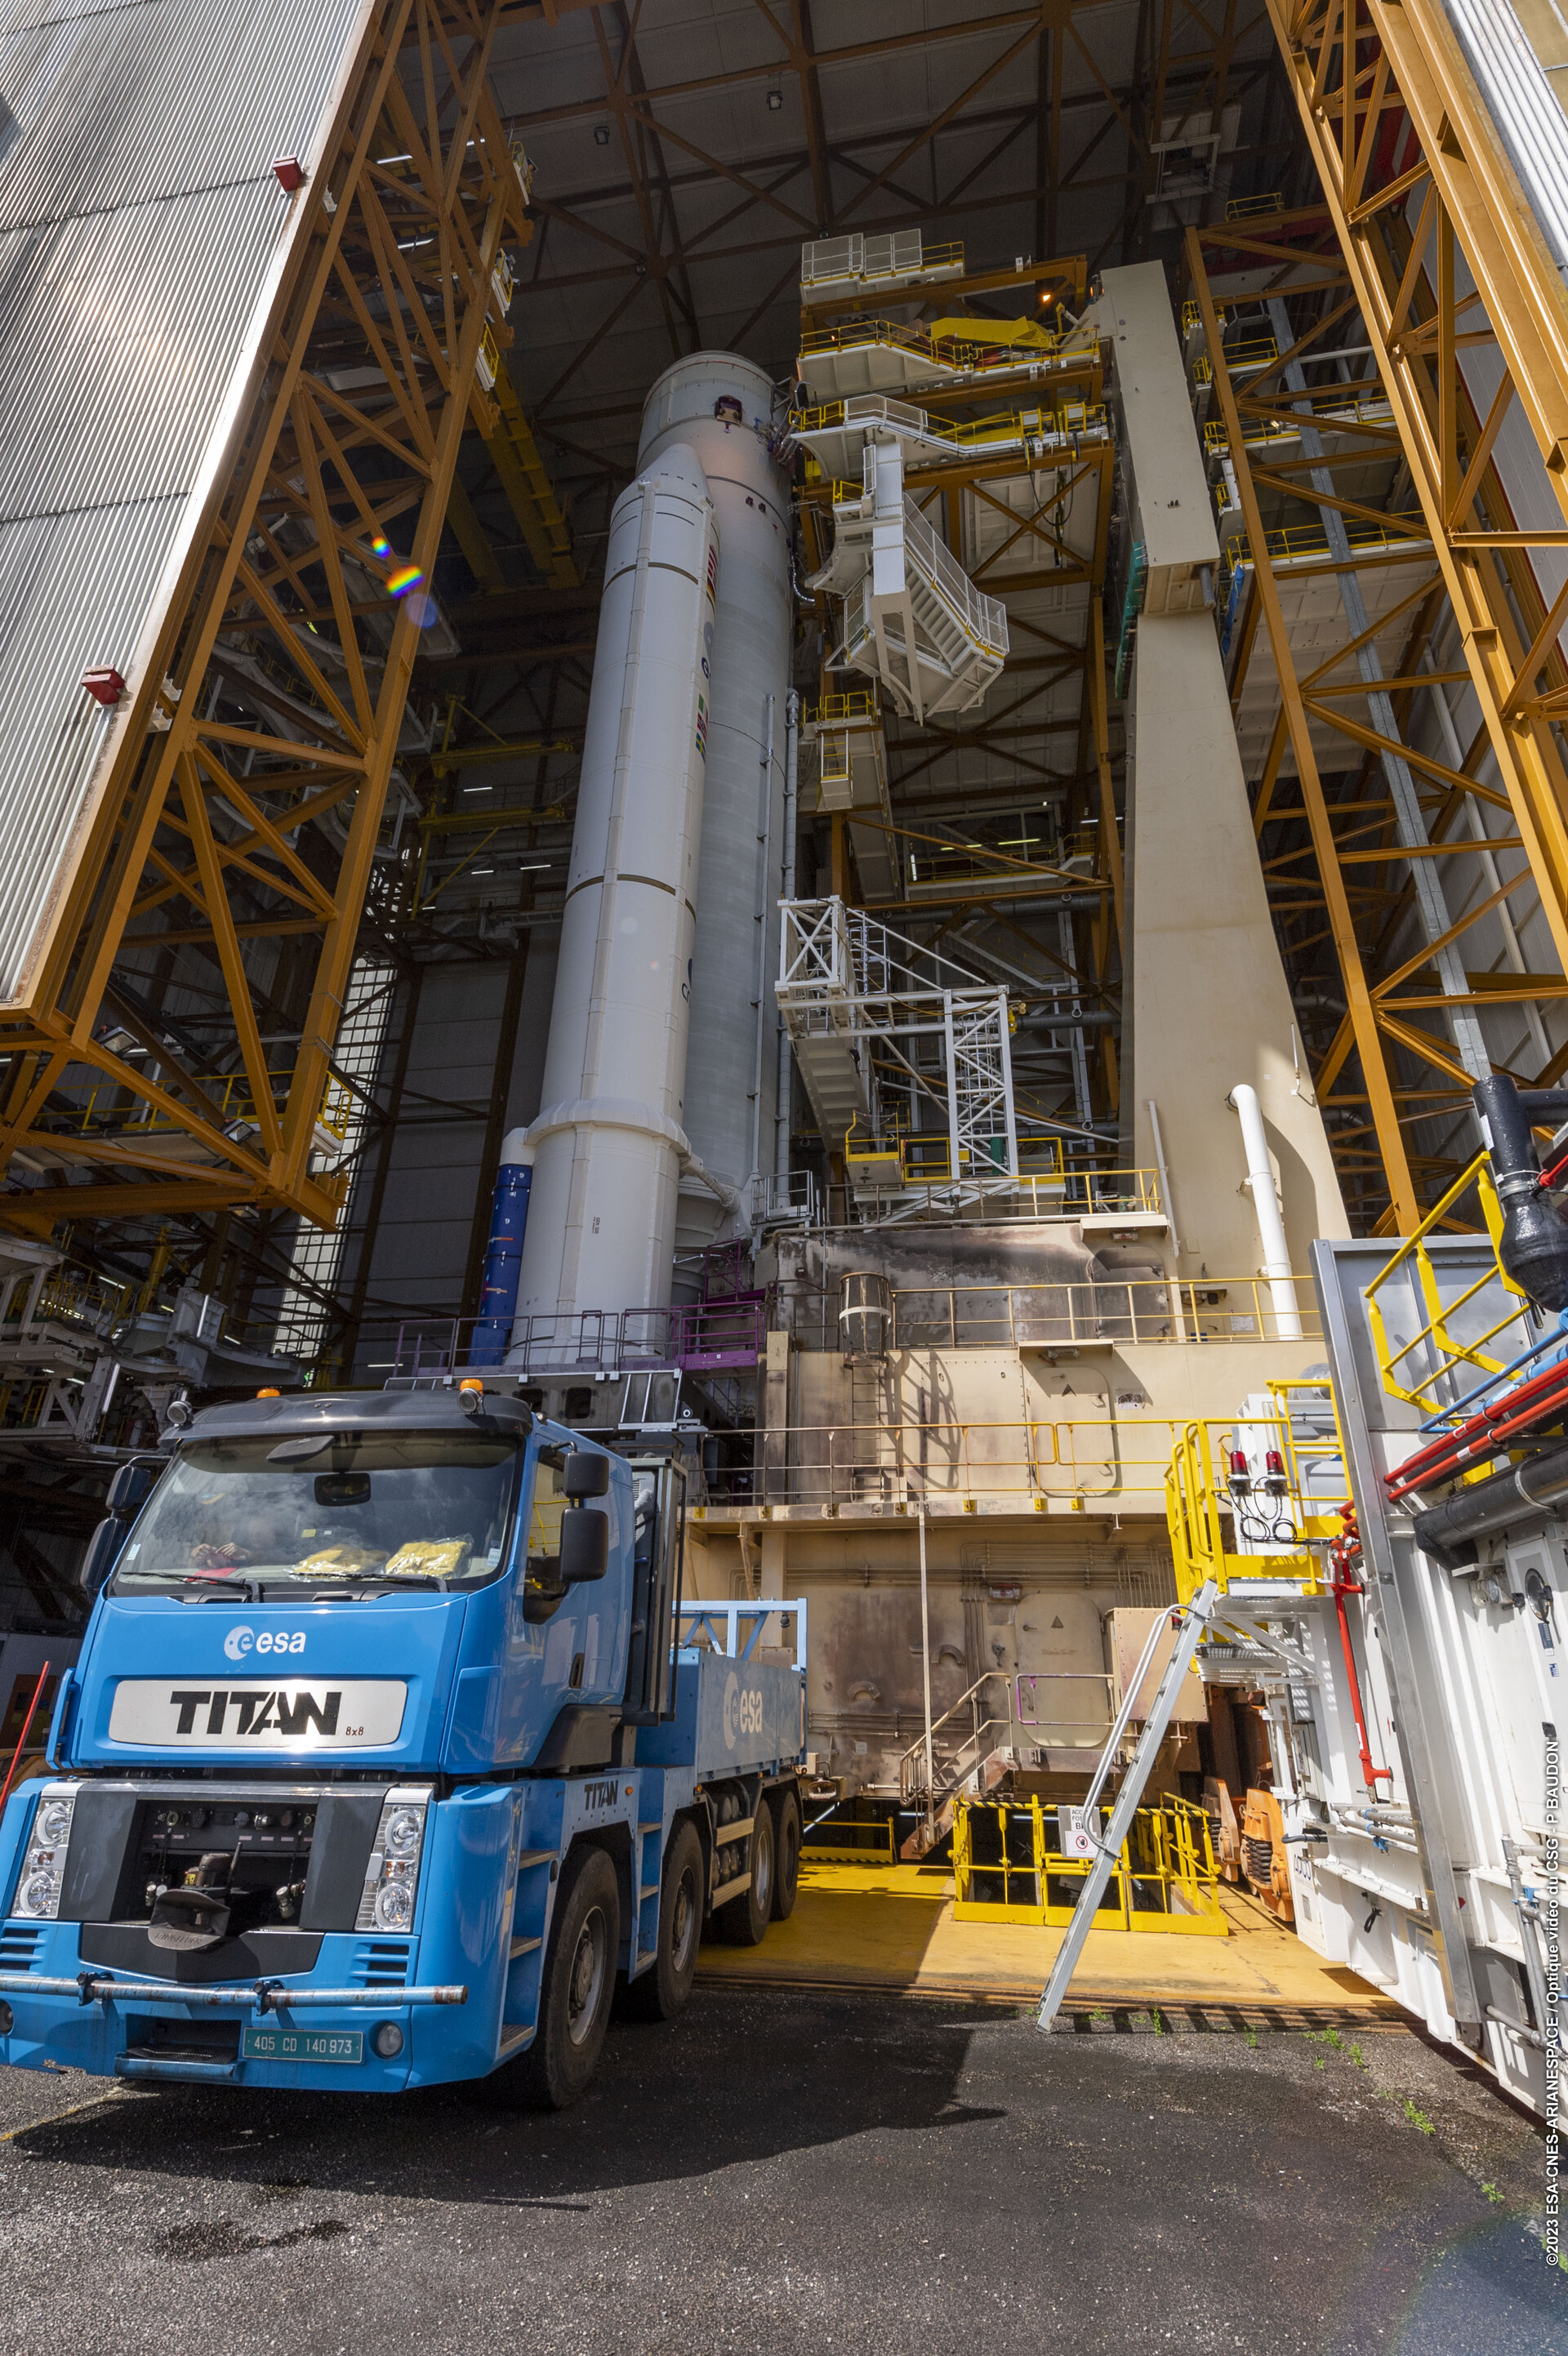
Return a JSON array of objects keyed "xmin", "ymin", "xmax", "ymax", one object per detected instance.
[
  {"xmin": 1150, "ymin": 2008, "xmax": 1164, "ymax": 2035},
  {"xmin": 1481, "ymin": 2184, "xmax": 1505, "ymax": 2206},
  {"xmin": 1245, "ymin": 2026, "xmax": 1258, "ymax": 2048},
  {"xmin": 1401, "ymin": 2100, "xmax": 1435, "ymax": 2136}
]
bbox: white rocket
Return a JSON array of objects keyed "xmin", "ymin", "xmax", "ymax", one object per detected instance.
[
  {"xmin": 638, "ymin": 356, "xmax": 792, "ymax": 1253},
  {"xmin": 512, "ymin": 354, "xmax": 791, "ymax": 1331},
  {"xmin": 511, "ymin": 443, "xmax": 717, "ymax": 1325}
]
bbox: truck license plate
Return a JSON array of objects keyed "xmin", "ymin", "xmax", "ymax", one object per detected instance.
[{"xmin": 242, "ymin": 2026, "xmax": 363, "ymax": 2066}]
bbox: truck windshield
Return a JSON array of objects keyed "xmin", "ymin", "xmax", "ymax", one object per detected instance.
[{"xmin": 109, "ymin": 1432, "xmax": 523, "ymax": 1596}]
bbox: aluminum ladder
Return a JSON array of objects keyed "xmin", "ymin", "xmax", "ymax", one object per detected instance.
[{"xmin": 1035, "ymin": 1578, "xmax": 1219, "ymax": 2030}]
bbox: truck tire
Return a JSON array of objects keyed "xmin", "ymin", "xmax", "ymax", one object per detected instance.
[
  {"xmin": 621, "ymin": 1819, "xmax": 703, "ymax": 2023},
  {"xmin": 768, "ymin": 1784, "xmax": 801, "ymax": 1921},
  {"xmin": 714, "ymin": 1797, "xmax": 774, "ymax": 1946},
  {"xmin": 519, "ymin": 1845, "xmax": 621, "ymax": 2109}
]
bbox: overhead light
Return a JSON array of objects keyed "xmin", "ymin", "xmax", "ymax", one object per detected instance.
[
  {"xmin": 593, "ymin": 124, "xmax": 611, "ymax": 146},
  {"xmin": 472, "ymin": 867, "xmax": 494, "ymax": 876},
  {"xmin": 766, "ymin": 89, "xmax": 783, "ymax": 110},
  {"xmin": 461, "ymin": 784, "xmax": 494, "ymax": 794},
  {"xmin": 519, "ymin": 862, "xmax": 552, "ymax": 871}
]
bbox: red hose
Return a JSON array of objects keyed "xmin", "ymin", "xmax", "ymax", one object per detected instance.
[
  {"xmin": 0, "ymin": 1663, "xmax": 51, "ymax": 1818},
  {"xmin": 1327, "ymin": 1515, "xmax": 1393, "ymax": 1793}
]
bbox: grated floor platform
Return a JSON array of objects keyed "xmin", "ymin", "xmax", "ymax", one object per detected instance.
[{"xmin": 698, "ymin": 1861, "xmax": 1403, "ymax": 2020}]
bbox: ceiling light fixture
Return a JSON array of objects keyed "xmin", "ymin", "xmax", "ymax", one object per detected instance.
[
  {"xmin": 766, "ymin": 89, "xmax": 783, "ymax": 110},
  {"xmin": 593, "ymin": 124, "xmax": 611, "ymax": 145}
]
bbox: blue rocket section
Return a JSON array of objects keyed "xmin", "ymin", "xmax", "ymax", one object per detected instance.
[{"xmin": 470, "ymin": 1155, "xmax": 532, "ymax": 1365}]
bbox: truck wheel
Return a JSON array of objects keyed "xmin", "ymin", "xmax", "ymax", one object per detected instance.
[
  {"xmin": 621, "ymin": 1819, "xmax": 703, "ymax": 2023},
  {"xmin": 768, "ymin": 1784, "xmax": 801, "ymax": 1921},
  {"xmin": 519, "ymin": 1846, "xmax": 621, "ymax": 2109},
  {"xmin": 715, "ymin": 1797, "xmax": 774, "ymax": 1946}
]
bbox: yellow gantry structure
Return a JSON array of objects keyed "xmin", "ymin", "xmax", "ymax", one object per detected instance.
[
  {"xmin": 0, "ymin": 0, "xmax": 529, "ymax": 1240},
  {"xmin": 1218, "ymin": 0, "xmax": 1568, "ymax": 1224}
]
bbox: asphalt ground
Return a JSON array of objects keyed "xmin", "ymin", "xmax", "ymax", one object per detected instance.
[{"xmin": 0, "ymin": 1990, "xmax": 1561, "ymax": 2356}]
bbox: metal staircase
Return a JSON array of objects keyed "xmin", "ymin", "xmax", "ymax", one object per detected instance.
[
  {"xmin": 897, "ymin": 1669, "xmax": 1015, "ymax": 1859},
  {"xmin": 776, "ymin": 898, "xmax": 1018, "ymax": 1197},
  {"xmin": 806, "ymin": 437, "xmax": 1008, "ymax": 721}
]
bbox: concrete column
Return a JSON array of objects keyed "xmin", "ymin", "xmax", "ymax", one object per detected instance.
[{"xmin": 1102, "ymin": 262, "xmax": 1348, "ymax": 1280}]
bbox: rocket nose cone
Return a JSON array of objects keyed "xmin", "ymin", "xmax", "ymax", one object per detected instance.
[{"xmin": 641, "ymin": 439, "xmax": 710, "ymax": 502}]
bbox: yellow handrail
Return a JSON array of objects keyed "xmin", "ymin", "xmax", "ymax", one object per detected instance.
[{"xmin": 1361, "ymin": 1150, "xmax": 1524, "ymax": 1412}]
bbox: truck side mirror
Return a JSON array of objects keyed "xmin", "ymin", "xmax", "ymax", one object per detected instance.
[
  {"xmin": 82, "ymin": 1458, "xmax": 165, "ymax": 1593},
  {"xmin": 564, "ymin": 1450, "xmax": 610, "ymax": 1500},
  {"xmin": 107, "ymin": 1458, "xmax": 163, "ymax": 1514},
  {"xmin": 78, "ymin": 1516, "xmax": 122, "ymax": 1597},
  {"xmin": 559, "ymin": 1507, "xmax": 608, "ymax": 1583}
]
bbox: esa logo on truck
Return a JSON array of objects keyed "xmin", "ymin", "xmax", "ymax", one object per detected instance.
[
  {"xmin": 722, "ymin": 1671, "xmax": 764, "ymax": 1749},
  {"xmin": 224, "ymin": 1625, "xmax": 305, "ymax": 1660}
]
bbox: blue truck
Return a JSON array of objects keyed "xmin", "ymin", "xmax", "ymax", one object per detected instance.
[{"xmin": 0, "ymin": 1382, "xmax": 804, "ymax": 2106}]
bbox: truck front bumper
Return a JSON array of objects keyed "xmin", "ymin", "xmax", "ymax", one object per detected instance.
[{"xmin": 0, "ymin": 1973, "xmax": 466, "ymax": 2008}]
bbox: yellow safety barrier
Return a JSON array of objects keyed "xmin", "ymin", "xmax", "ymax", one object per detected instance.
[
  {"xmin": 1361, "ymin": 1151, "xmax": 1525, "ymax": 1414},
  {"xmin": 800, "ymin": 1815, "xmax": 897, "ymax": 1866},
  {"xmin": 1165, "ymin": 1385, "xmax": 1343, "ymax": 1601},
  {"xmin": 953, "ymin": 1795, "xmax": 1226, "ymax": 1934},
  {"xmin": 60, "ymin": 1067, "xmax": 353, "ymax": 1147}
]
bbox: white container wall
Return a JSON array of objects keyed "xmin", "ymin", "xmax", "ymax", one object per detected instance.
[
  {"xmin": 638, "ymin": 354, "xmax": 792, "ymax": 1243},
  {"xmin": 510, "ymin": 445, "xmax": 717, "ymax": 1325}
]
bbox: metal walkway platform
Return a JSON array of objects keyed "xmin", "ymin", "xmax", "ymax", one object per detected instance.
[{"xmin": 699, "ymin": 1863, "xmax": 1403, "ymax": 2020}]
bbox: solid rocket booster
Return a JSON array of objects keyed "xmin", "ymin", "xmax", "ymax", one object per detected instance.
[
  {"xmin": 510, "ymin": 444, "xmax": 717, "ymax": 1325},
  {"xmin": 637, "ymin": 355, "xmax": 792, "ymax": 1243}
]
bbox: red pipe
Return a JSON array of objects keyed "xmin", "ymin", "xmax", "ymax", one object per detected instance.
[
  {"xmin": 1327, "ymin": 1516, "xmax": 1393, "ymax": 1793},
  {"xmin": 1385, "ymin": 1358, "xmax": 1568, "ymax": 1502},
  {"xmin": 0, "ymin": 1663, "xmax": 51, "ymax": 1818}
]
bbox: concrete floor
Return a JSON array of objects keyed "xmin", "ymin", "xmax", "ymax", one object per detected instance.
[{"xmin": 0, "ymin": 1989, "xmax": 1561, "ymax": 2355}]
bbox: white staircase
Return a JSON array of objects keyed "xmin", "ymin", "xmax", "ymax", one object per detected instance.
[
  {"xmin": 807, "ymin": 437, "xmax": 1007, "ymax": 721},
  {"xmin": 776, "ymin": 898, "xmax": 1018, "ymax": 1196}
]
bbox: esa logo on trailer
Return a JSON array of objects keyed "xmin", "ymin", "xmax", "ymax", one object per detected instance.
[
  {"xmin": 721, "ymin": 1671, "xmax": 764, "ymax": 1750},
  {"xmin": 223, "ymin": 1625, "xmax": 306, "ymax": 1662}
]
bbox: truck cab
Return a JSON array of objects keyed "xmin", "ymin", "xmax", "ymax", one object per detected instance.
[{"xmin": 0, "ymin": 1386, "xmax": 804, "ymax": 2105}]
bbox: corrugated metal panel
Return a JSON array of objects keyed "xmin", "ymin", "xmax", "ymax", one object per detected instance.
[
  {"xmin": 0, "ymin": 493, "xmax": 186, "ymax": 1000},
  {"xmin": 0, "ymin": 181, "xmax": 286, "ymax": 522},
  {"xmin": 1443, "ymin": 0, "xmax": 1568, "ymax": 278},
  {"xmin": 0, "ymin": 0, "xmax": 377, "ymax": 1006},
  {"xmin": 0, "ymin": 0, "xmax": 365, "ymax": 232}
]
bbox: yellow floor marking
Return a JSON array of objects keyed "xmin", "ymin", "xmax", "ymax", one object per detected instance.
[
  {"xmin": 0, "ymin": 2087, "xmax": 129, "ymax": 2144},
  {"xmin": 700, "ymin": 1864, "xmax": 1398, "ymax": 2013}
]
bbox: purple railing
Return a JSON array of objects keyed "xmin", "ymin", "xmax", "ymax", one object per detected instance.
[{"xmin": 386, "ymin": 1293, "xmax": 768, "ymax": 1383}]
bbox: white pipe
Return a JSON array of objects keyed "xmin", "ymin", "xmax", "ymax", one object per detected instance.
[
  {"xmin": 919, "ymin": 1503, "xmax": 935, "ymax": 1843},
  {"xmin": 1146, "ymin": 1097, "xmax": 1180, "ymax": 1253},
  {"xmin": 773, "ymin": 689, "xmax": 800, "ymax": 1185},
  {"xmin": 747, "ymin": 693, "xmax": 777, "ymax": 1195},
  {"xmin": 1227, "ymin": 1083, "xmax": 1303, "ymax": 1340}
]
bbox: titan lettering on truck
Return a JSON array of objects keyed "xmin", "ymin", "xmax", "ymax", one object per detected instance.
[{"xmin": 0, "ymin": 1387, "xmax": 804, "ymax": 2108}]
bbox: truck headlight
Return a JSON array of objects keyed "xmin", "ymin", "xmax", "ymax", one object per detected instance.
[
  {"xmin": 355, "ymin": 1787, "xmax": 430, "ymax": 1933},
  {"xmin": 14, "ymin": 1784, "xmax": 78, "ymax": 1920}
]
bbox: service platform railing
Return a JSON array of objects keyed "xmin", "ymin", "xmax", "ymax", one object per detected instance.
[
  {"xmin": 773, "ymin": 1268, "xmax": 1315, "ymax": 1353},
  {"xmin": 1165, "ymin": 1387, "xmax": 1346, "ymax": 1601},
  {"xmin": 385, "ymin": 1297, "xmax": 770, "ymax": 1383},
  {"xmin": 1361, "ymin": 1151, "xmax": 1528, "ymax": 1416}
]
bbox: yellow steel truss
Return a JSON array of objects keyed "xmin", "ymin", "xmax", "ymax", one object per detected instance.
[
  {"xmin": 1224, "ymin": 0, "xmax": 1568, "ymax": 1229},
  {"xmin": 0, "ymin": 0, "xmax": 528, "ymax": 1242}
]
